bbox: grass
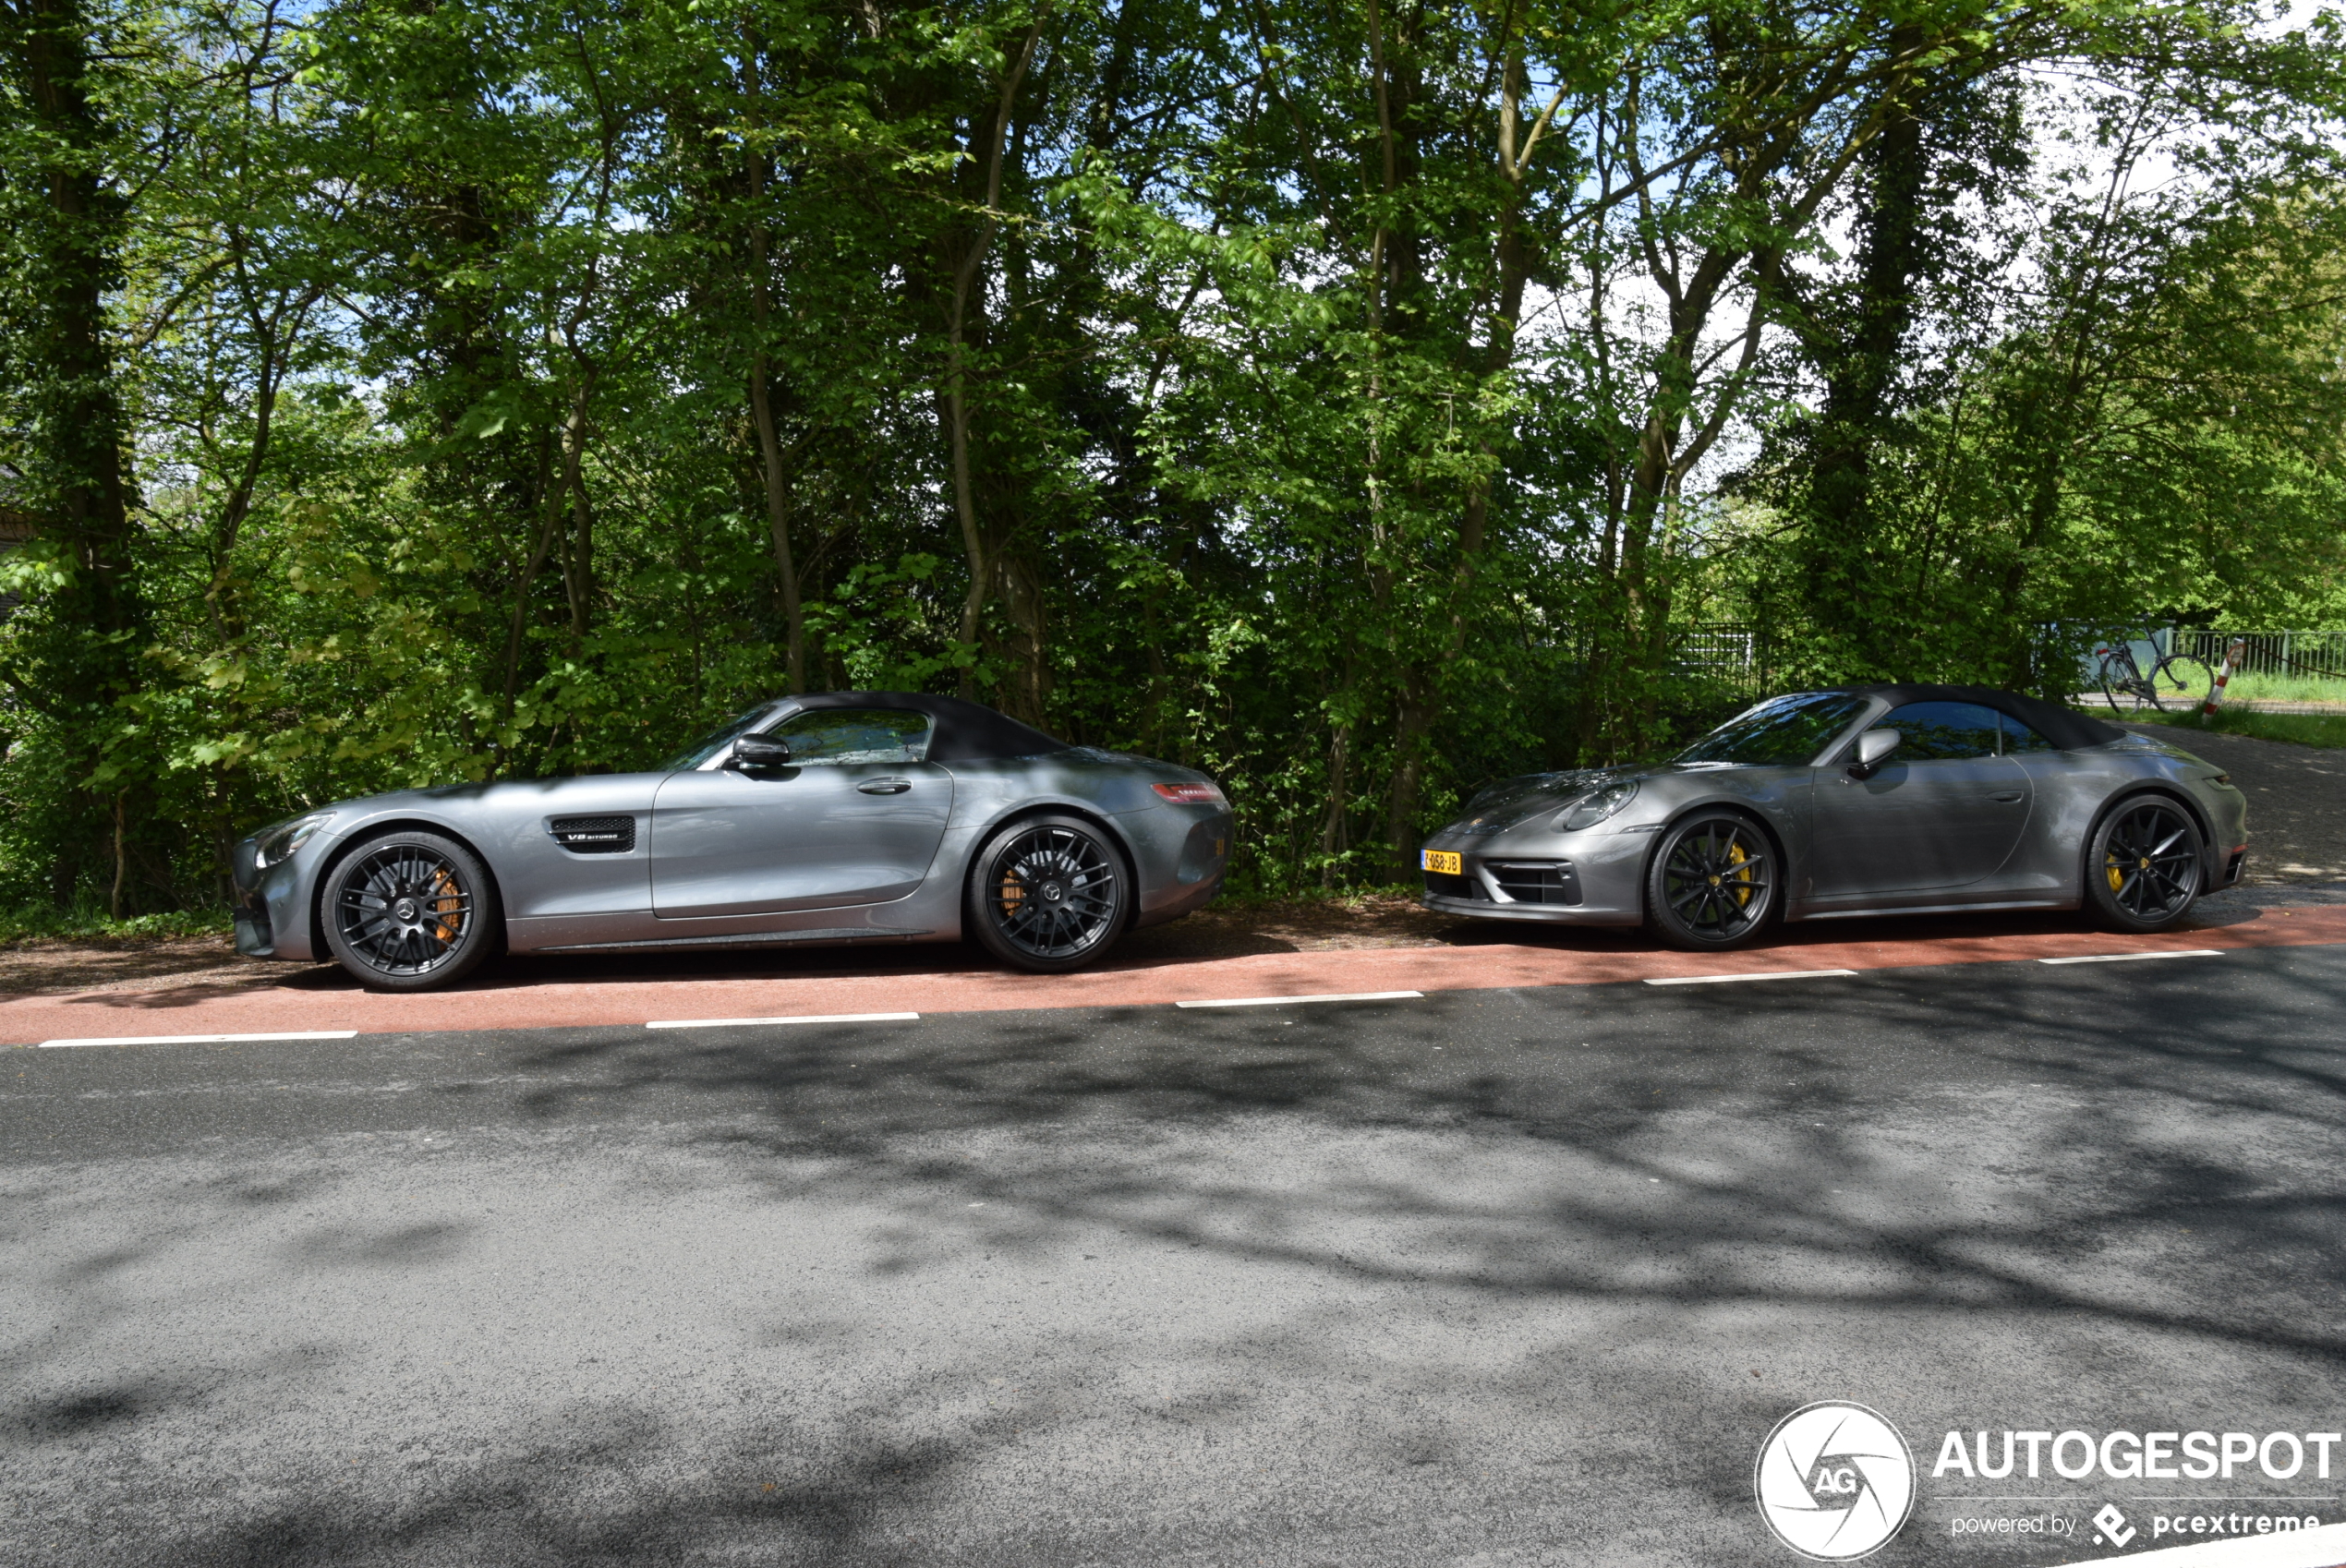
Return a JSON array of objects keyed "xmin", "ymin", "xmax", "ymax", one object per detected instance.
[
  {"xmin": 0, "ymin": 904, "xmax": 232, "ymax": 946},
  {"xmin": 2212, "ymin": 670, "xmax": 2346, "ymax": 706},
  {"xmin": 2112, "ymin": 706, "xmax": 2346, "ymax": 750}
]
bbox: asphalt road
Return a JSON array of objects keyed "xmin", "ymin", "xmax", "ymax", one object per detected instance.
[{"xmin": 6, "ymin": 947, "xmax": 2345, "ymax": 1567}]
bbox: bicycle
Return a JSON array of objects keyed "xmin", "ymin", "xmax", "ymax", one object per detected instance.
[{"xmin": 2093, "ymin": 627, "xmax": 2214, "ymax": 715}]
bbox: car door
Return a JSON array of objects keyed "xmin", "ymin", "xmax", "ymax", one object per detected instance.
[
  {"xmin": 649, "ymin": 707, "xmax": 953, "ymax": 919},
  {"xmin": 1808, "ymin": 701, "xmax": 2033, "ymax": 901}
]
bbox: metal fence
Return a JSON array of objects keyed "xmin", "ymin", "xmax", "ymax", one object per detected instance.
[
  {"xmin": 1672, "ymin": 624, "xmax": 1772, "ymax": 703},
  {"xmin": 2172, "ymin": 629, "xmax": 2346, "ymax": 682},
  {"xmin": 1672, "ymin": 622, "xmax": 2346, "ymax": 697}
]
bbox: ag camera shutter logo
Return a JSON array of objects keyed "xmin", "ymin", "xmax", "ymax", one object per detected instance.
[{"xmin": 1755, "ymin": 1402, "xmax": 1917, "ymax": 1560}]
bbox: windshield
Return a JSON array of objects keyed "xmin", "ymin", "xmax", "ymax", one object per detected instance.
[
  {"xmin": 1675, "ymin": 693, "xmax": 1868, "ymax": 767},
  {"xmin": 662, "ymin": 705, "xmax": 776, "ymax": 771}
]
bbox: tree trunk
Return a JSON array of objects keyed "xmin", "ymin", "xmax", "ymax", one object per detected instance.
[
  {"xmin": 1801, "ymin": 23, "xmax": 1929, "ymax": 662},
  {"xmin": 10, "ymin": 0, "xmax": 143, "ymax": 905},
  {"xmin": 744, "ymin": 30, "xmax": 804, "ymax": 691},
  {"xmin": 941, "ymin": 20, "xmax": 1043, "ymax": 703}
]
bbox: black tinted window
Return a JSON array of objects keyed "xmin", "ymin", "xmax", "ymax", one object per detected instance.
[
  {"xmin": 1675, "ymin": 693, "xmax": 1868, "ymax": 766},
  {"xmin": 1874, "ymin": 702, "xmax": 2001, "ymax": 761},
  {"xmin": 769, "ymin": 707, "xmax": 932, "ymax": 764},
  {"xmin": 2001, "ymin": 712, "xmax": 2058, "ymax": 754}
]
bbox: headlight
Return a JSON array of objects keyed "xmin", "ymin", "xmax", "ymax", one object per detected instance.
[
  {"xmin": 1555, "ymin": 778, "xmax": 1639, "ymax": 832},
  {"xmin": 253, "ymin": 812, "xmax": 334, "ymax": 870}
]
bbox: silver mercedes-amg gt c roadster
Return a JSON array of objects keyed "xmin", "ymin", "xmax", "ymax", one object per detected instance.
[
  {"xmin": 1419, "ymin": 685, "xmax": 2247, "ymax": 949},
  {"xmin": 234, "ymin": 693, "xmax": 1232, "ymax": 989}
]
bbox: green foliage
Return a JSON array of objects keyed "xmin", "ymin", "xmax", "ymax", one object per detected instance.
[{"xmin": 0, "ymin": 0, "xmax": 2341, "ymax": 914}]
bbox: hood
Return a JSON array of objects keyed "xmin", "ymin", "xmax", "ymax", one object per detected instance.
[
  {"xmin": 1452, "ymin": 768, "xmax": 1631, "ymax": 833},
  {"xmin": 2112, "ymin": 730, "xmax": 2210, "ymax": 767}
]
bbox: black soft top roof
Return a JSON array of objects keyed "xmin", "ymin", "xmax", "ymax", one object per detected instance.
[
  {"xmin": 779, "ymin": 691, "xmax": 1066, "ymax": 762},
  {"xmin": 1836, "ymin": 684, "xmax": 2126, "ymax": 752}
]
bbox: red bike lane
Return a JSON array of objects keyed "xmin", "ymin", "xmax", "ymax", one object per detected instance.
[{"xmin": 10, "ymin": 902, "xmax": 2344, "ymax": 1045}]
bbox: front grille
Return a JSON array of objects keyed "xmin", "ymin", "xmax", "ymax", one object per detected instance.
[
  {"xmin": 1487, "ymin": 861, "xmax": 1582, "ymax": 906},
  {"xmin": 1423, "ymin": 871, "xmax": 1486, "ymax": 900},
  {"xmin": 550, "ymin": 814, "xmax": 636, "ymax": 853}
]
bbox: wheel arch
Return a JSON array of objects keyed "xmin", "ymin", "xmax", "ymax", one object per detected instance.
[
  {"xmin": 309, "ymin": 816, "xmax": 510, "ymax": 952},
  {"xmin": 961, "ymin": 800, "xmax": 1145, "ymax": 931},
  {"xmin": 1640, "ymin": 797, "xmax": 1792, "ymax": 893},
  {"xmin": 2081, "ymin": 785, "xmax": 2215, "ymax": 894}
]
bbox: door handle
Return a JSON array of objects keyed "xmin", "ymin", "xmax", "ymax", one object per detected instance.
[
  {"xmin": 858, "ymin": 778, "xmax": 913, "ymax": 795},
  {"xmin": 1989, "ymin": 791, "xmax": 2024, "ymax": 802}
]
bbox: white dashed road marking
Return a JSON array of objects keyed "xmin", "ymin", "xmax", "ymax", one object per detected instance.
[
  {"xmin": 1643, "ymin": 969, "xmax": 1859, "ymax": 986},
  {"xmin": 646, "ymin": 1012, "xmax": 921, "ymax": 1030},
  {"xmin": 2038, "ymin": 950, "xmax": 2223, "ymax": 965},
  {"xmin": 37, "ymin": 1030, "xmax": 360, "ymax": 1048},
  {"xmin": 1174, "ymin": 991, "xmax": 1425, "ymax": 1009}
]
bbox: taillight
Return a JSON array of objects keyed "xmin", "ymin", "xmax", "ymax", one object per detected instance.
[{"xmin": 1152, "ymin": 781, "xmax": 1224, "ymax": 805}]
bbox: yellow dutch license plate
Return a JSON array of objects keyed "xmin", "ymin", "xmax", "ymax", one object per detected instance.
[{"xmin": 1421, "ymin": 850, "xmax": 1463, "ymax": 875}]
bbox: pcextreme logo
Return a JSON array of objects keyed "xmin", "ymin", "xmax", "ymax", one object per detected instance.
[{"xmin": 1756, "ymin": 1402, "xmax": 1918, "ymax": 1562}]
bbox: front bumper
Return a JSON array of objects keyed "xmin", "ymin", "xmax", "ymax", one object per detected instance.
[
  {"xmin": 229, "ymin": 833, "xmax": 329, "ymax": 960},
  {"xmin": 1421, "ymin": 890, "xmax": 1641, "ymax": 927},
  {"xmin": 1417, "ymin": 826, "xmax": 1655, "ymax": 925}
]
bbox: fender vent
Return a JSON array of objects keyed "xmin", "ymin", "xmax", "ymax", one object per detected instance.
[{"xmin": 550, "ymin": 814, "xmax": 635, "ymax": 853}]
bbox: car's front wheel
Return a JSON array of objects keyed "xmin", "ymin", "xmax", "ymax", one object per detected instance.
[
  {"xmin": 964, "ymin": 815, "xmax": 1131, "ymax": 973},
  {"xmin": 2084, "ymin": 796, "xmax": 2203, "ymax": 932},
  {"xmin": 1644, "ymin": 813, "xmax": 1779, "ymax": 950},
  {"xmin": 320, "ymin": 830, "xmax": 502, "ymax": 991}
]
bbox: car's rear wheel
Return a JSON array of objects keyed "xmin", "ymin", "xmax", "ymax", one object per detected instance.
[
  {"xmin": 1645, "ymin": 813, "xmax": 1778, "ymax": 950},
  {"xmin": 964, "ymin": 815, "xmax": 1130, "ymax": 973},
  {"xmin": 320, "ymin": 830, "xmax": 502, "ymax": 991},
  {"xmin": 2084, "ymin": 796, "xmax": 2203, "ymax": 931}
]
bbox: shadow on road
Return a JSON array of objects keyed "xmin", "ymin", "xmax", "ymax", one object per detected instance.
[{"xmin": 7, "ymin": 943, "xmax": 2345, "ymax": 1566}]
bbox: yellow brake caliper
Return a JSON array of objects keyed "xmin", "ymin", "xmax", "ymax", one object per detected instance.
[
  {"xmin": 1726, "ymin": 839, "xmax": 1752, "ymax": 907},
  {"xmin": 998, "ymin": 869, "xmax": 1024, "ymax": 918},
  {"xmin": 2107, "ymin": 852, "xmax": 2124, "ymax": 893}
]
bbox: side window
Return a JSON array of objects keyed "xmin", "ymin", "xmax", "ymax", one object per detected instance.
[
  {"xmin": 2000, "ymin": 712, "xmax": 2059, "ymax": 754},
  {"xmin": 1871, "ymin": 702, "xmax": 2001, "ymax": 762},
  {"xmin": 768, "ymin": 708, "xmax": 933, "ymax": 765}
]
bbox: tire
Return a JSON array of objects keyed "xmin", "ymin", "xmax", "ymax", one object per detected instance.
[
  {"xmin": 963, "ymin": 814, "xmax": 1131, "ymax": 974},
  {"xmin": 320, "ymin": 829, "xmax": 502, "ymax": 991},
  {"xmin": 2083, "ymin": 795, "xmax": 2204, "ymax": 932},
  {"xmin": 2146, "ymin": 653, "xmax": 2214, "ymax": 714},
  {"xmin": 2096, "ymin": 651, "xmax": 2141, "ymax": 714},
  {"xmin": 1644, "ymin": 812, "xmax": 1779, "ymax": 951}
]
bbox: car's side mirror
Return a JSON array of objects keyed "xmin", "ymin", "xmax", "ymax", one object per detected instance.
[
  {"xmin": 726, "ymin": 734, "xmax": 792, "ymax": 769},
  {"xmin": 1847, "ymin": 729, "xmax": 1900, "ymax": 779}
]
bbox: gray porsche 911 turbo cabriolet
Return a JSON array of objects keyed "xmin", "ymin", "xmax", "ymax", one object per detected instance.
[
  {"xmin": 1419, "ymin": 684, "xmax": 2248, "ymax": 949},
  {"xmin": 234, "ymin": 693, "xmax": 1233, "ymax": 990}
]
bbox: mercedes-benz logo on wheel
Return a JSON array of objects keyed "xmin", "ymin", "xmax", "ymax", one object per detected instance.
[{"xmin": 1754, "ymin": 1402, "xmax": 1916, "ymax": 1561}]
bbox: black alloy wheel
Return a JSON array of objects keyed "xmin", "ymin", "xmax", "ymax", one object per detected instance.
[
  {"xmin": 321, "ymin": 830, "xmax": 502, "ymax": 990},
  {"xmin": 965, "ymin": 815, "xmax": 1130, "ymax": 973},
  {"xmin": 1645, "ymin": 813, "xmax": 1777, "ymax": 950},
  {"xmin": 2085, "ymin": 797, "xmax": 2203, "ymax": 932}
]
